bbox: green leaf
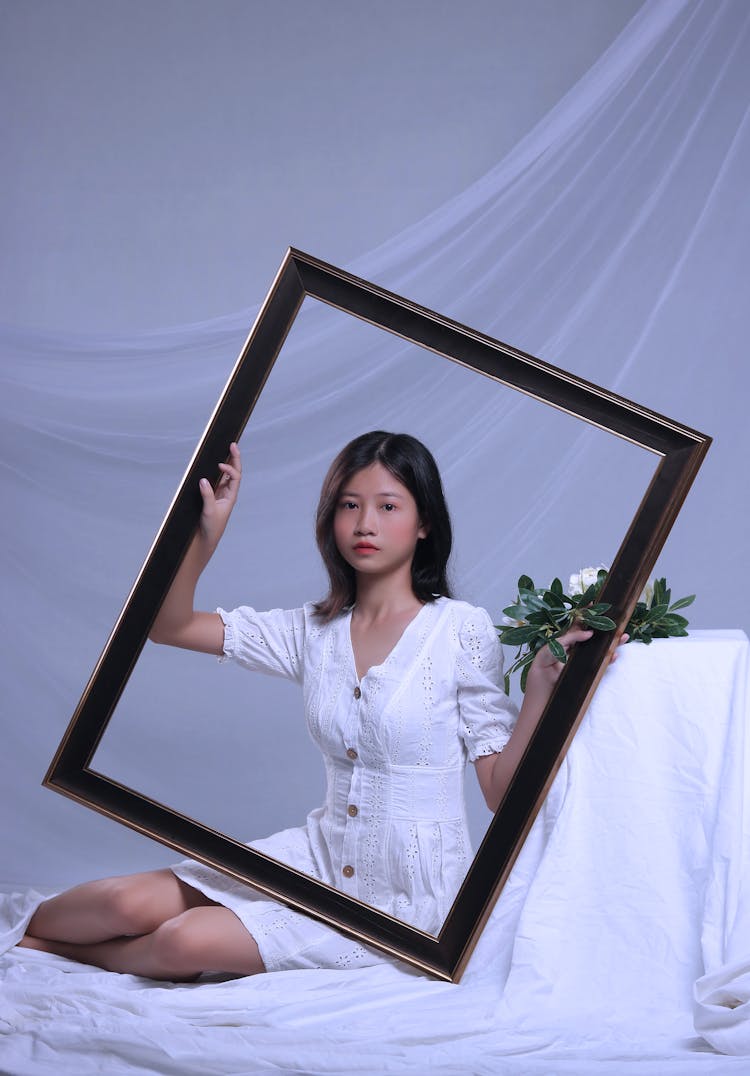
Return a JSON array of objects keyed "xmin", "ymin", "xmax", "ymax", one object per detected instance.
[
  {"xmin": 580, "ymin": 614, "xmax": 617, "ymax": 631},
  {"xmin": 550, "ymin": 577, "xmax": 564, "ymax": 597},
  {"xmin": 518, "ymin": 575, "xmax": 534, "ymax": 592},
  {"xmin": 499, "ymin": 625, "xmax": 539, "ymax": 645},
  {"xmin": 547, "ymin": 638, "xmax": 567, "ymax": 663},
  {"xmin": 518, "ymin": 589, "xmax": 547, "ymax": 612},
  {"xmin": 526, "ymin": 610, "xmax": 550, "ymax": 626},
  {"xmin": 652, "ymin": 578, "xmax": 667, "ymax": 607},
  {"xmin": 669, "ymin": 595, "xmax": 695, "ymax": 611},
  {"xmin": 646, "ymin": 603, "xmax": 670, "ymax": 622},
  {"xmin": 502, "ymin": 604, "xmax": 528, "ymax": 620},
  {"xmin": 543, "ymin": 589, "xmax": 566, "ymax": 611},
  {"xmin": 510, "ymin": 650, "xmax": 537, "ymax": 673}
]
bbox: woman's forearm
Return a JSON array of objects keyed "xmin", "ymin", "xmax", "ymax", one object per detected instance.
[
  {"xmin": 148, "ymin": 531, "xmax": 217, "ymax": 645},
  {"xmin": 478, "ymin": 626, "xmax": 598, "ymax": 811},
  {"xmin": 483, "ymin": 677, "xmax": 552, "ymax": 811}
]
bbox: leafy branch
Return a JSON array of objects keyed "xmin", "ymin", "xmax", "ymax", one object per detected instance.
[{"xmin": 496, "ymin": 571, "xmax": 694, "ymax": 693}]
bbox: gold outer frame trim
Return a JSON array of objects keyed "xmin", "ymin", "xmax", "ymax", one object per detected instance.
[{"xmin": 45, "ymin": 248, "xmax": 711, "ymax": 982}]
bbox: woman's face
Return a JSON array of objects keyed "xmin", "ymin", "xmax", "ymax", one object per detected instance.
[{"xmin": 333, "ymin": 462, "xmax": 427, "ymax": 580}]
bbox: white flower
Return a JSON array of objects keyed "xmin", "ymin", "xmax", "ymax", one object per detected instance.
[
  {"xmin": 500, "ymin": 614, "xmax": 525, "ymax": 627},
  {"xmin": 567, "ymin": 565, "xmax": 654, "ymax": 604},
  {"xmin": 568, "ymin": 565, "xmax": 607, "ymax": 596}
]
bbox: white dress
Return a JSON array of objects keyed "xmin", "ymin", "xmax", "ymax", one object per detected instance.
[{"xmin": 171, "ymin": 596, "xmax": 518, "ymax": 971}]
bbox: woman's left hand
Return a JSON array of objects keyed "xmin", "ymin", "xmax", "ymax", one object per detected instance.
[
  {"xmin": 528, "ymin": 627, "xmax": 629, "ymax": 691},
  {"xmin": 482, "ymin": 628, "xmax": 628, "ymax": 813}
]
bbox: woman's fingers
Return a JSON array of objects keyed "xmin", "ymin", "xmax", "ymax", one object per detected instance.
[
  {"xmin": 539, "ymin": 628, "xmax": 593, "ymax": 665},
  {"xmin": 200, "ymin": 443, "xmax": 242, "ymax": 494},
  {"xmin": 216, "ymin": 443, "xmax": 242, "ymax": 489},
  {"xmin": 537, "ymin": 626, "xmax": 630, "ymax": 681},
  {"xmin": 198, "ymin": 477, "xmax": 219, "ymax": 529},
  {"xmin": 557, "ymin": 627, "xmax": 594, "ymax": 650},
  {"xmin": 534, "ymin": 629, "xmax": 592, "ymax": 672},
  {"xmin": 608, "ymin": 632, "xmax": 630, "ymax": 663},
  {"xmin": 557, "ymin": 628, "xmax": 630, "ymax": 667},
  {"xmin": 197, "ymin": 444, "xmax": 242, "ymax": 541}
]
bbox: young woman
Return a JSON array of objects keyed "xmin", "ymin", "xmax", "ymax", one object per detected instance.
[{"xmin": 19, "ymin": 431, "xmax": 597, "ymax": 980}]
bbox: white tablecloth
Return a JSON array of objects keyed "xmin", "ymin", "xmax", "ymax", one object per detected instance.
[{"xmin": 1, "ymin": 631, "xmax": 749, "ymax": 1074}]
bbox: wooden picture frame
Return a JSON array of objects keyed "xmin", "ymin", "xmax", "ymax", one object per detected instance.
[{"xmin": 45, "ymin": 249, "xmax": 711, "ymax": 981}]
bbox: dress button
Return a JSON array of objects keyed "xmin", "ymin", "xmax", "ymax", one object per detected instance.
[
  {"xmin": 342, "ymin": 865, "xmax": 355, "ymax": 878},
  {"xmin": 346, "ymin": 747, "xmax": 358, "ymax": 761},
  {"xmin": 347, "ymin": 804, "xmax": 358, "ymax": 817},
  {"xmin": 353, "ymin": 686, "xmax": 362, "ymax": 699}
]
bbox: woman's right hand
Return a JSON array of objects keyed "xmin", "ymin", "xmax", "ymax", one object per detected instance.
[
  {"xmin": 198, "ymin": 442, "xmax": 242, "ymax": 549},
  {"xmin": 149, "ymin": 442, "xmax": 241, "ymax": 653}
]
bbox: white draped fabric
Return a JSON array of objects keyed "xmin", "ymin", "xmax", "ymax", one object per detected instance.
[
  {"xmin": 2, "ymin": 0, "xmax": 750, "ymax": 1066},
  {"xmin": 2, "ymin": 633, "xmax": 750, "ymax": 1072}
]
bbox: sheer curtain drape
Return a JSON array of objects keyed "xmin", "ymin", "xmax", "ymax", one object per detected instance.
[{"xmin": 1, "ymin": 0, "xmax": 748, "ymax": 891}]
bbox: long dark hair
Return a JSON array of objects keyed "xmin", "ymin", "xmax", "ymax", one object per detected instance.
[{"xmin": 313, "ymin": 431, "xmax": 453, "ymax": 621}]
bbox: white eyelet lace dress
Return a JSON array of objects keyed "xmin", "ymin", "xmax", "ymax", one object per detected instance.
[{"xmin": 171, "ymin": 596, "xmax": 518, "ymax": 971}]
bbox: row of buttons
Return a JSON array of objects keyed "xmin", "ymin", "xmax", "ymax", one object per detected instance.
[
  {"xmin": 348, "ymin": 687, "xmax": 361, "ymax": 759},
  {"xmin": 343, "ymin": 683, "xmax": 363, "ymax": 879}
]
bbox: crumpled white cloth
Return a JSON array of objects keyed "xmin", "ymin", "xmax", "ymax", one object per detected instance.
[
  {"xmin": 3, "ymin": 634, "xmax": 750, "ymax": 1074},
  {"xmin": 695, "ymin": 958, "xmax": 750, "ymax": 1056},
  {"xmin": 692, "ymin": 627, "xmax": 750, "ymax": 1056}
]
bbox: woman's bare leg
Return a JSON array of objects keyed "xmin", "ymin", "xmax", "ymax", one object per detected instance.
[
  {"xmin": 17, "ymin": 871, "xmax": 265, "ymax": 980},
  {"xmin": 19, "ymin": 869, "xmax": 206, "ymax": 946},
  {"xmin": 21, "ymin": 906, "xmax": 264, "ymax": 981}
]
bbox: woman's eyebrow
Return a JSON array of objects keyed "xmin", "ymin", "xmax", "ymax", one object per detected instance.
[{"xmin": 340, "ymin": 489, "xmax": 405, "ymax": 498}]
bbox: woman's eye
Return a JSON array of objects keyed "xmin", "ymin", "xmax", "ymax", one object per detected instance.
[
  {"xmin": 381, "ymin": 503, "xmax": 395, "ymax": 512},
  {"xmin": 340, "ymin": 501, "xmax": 358, "ymax": 510}
]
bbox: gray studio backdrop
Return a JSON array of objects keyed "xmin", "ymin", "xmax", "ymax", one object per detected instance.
[{"xmin": 2, "ymin": 0, "xmax": 748, "ymax": 891}]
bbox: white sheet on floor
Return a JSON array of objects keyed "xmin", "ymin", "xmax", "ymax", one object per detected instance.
[{"xmin": 2, "ymin": 631, "xmax": 749, "ymax": 1074}]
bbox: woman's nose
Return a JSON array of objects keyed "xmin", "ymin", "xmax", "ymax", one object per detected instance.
[{"xmin": 354, "ymin": 506, "xmax": 376, "ymax": 534}]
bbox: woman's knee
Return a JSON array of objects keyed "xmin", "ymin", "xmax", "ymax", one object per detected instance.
[
  {"xmin": 149, "ymin": 911, "xmax": 208, "ymax": 976},
  {"xmin": 91, "ymin": 876, "xmax": 156, "ymax": 934},
  {"xmin": 149, "ymin": 908, "xmax": 265, "ymax": 977},
  {"xmin": 91, "ymin": 871, "xmax": 186, "ymax": 935}
]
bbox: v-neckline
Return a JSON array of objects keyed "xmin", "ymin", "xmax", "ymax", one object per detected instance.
[{"xmin": 346, "ymin": 601, "xmax": 430, "ymax": 684}]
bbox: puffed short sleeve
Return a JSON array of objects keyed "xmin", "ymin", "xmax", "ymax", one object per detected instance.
[
  {"xmin": 455, "ymin": 606, "xmax": 519, "ymax": 761},
  {"xmin": 217, "ymin": 605, "xmax": 306, "ymax": 684}
]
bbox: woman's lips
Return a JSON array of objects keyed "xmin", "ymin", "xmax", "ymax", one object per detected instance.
[{"xmin": 353, "ymin": 543, "xmax": 378, "ymax": 553}]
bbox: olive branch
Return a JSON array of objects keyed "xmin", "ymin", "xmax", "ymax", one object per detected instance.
[{"xmin": 497, "ymin": 571, "xmax": 695, "ymax": 693}]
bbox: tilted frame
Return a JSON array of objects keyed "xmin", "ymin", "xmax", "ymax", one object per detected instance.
[{"xmin": 45, "ymin": 248, "xmax": 711, "ymax": 981}]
